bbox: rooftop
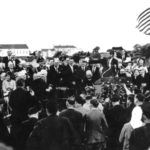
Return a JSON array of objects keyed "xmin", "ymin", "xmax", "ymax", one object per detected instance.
[
  {"xmin": 0, "ymin": 44, "xmax": 28, "ymax": 49},
  {"xmin": 54, "ymin": 45, "xmax": 76, "ymax": 49}
]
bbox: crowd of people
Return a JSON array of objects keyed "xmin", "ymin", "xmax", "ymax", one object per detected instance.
[{"xmin": 0, "ymin": 47, "xmax": 149, "ymax": 150}]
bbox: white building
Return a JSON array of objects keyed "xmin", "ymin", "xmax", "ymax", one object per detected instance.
[{"xmin": 0, "ymin": 44, "xmax": 30, "ymax": 57}]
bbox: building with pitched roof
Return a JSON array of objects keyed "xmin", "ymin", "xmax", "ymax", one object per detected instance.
[{"xmin": 0, "ymin": 44, "xmax": 30, "ymax": 57}]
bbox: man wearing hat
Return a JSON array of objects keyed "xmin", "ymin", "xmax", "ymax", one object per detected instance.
[{"xmin": 130, "ymin": 102, "xmax": 150, "ymax": 150}]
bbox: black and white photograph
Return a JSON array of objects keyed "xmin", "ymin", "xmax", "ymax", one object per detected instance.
[{"xmin": 0, "ymin": 0, "xmax": 150, "ymax": 150}]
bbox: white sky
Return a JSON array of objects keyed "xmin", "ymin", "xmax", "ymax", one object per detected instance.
[{"xmin": 0, "ymin": 0, "xmax": 149, "ymax": 52}]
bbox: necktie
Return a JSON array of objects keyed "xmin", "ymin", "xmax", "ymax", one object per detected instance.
[{"xmin": 71, "ymin": 66, "xmax": 74, "ymax": 73}]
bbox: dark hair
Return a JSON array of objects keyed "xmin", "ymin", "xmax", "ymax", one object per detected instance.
[
  {"xmin": 6, "ymin": 71, "xmax": 12, "ymax": 78},
  {"xmin": 110, "ymin": 51, "xmax": 114, "ymax": 56},
  {"xmin": 28, "ymin": 107, "xmax": 39, "ymax": 115},
  {"xmin": 46, "ymin": 101, "xmax": 57, "ymax": 115},
  {"xmin": 136, "ymin": 93, "xmax": 145, "ymax": 102},
  {"xmin": 16, "ymin": 79, "xmax": 25, "ymax": 87},
  {"xmin": 128, "ymin": 94, "xmax": 134, "ymax": 103},
  {"xmin": 76, "ymin": 96, "xmax": 85, "ymax": 105},
  {"xmin": 90, "ymin": 99, "xmax": 99, "ymax": 108},
  {"xmin": 111, "ymin": 94, "xmax": 120, "ymax": 102},
  {"xmin": 67, "ymin": 97, "xmax": 75, "ymax": 105}
]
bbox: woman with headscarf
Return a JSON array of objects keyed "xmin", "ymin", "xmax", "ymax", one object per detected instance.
[{"xmin": 119, "ymin": 106, "xmax": 143, "ymax": 150}]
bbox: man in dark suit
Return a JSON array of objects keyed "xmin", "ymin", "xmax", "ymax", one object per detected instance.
[
  {"xmin": 130, "ymin": 102, "xmax": 150, "ymax": 150},
  {"xmin": 85, "ymin": 99, "xmax": 108, "ymax": 150},
  {"xmin": 47, "ymin": 58, "xmax": 61, "ymax": 87},
  {"xmin": 74, "ymin": 60, "xmax": 88, "ymax": 94},
  {"xmin": 104, "ymin": 94, "xmax": 125, "ymax": 150},
  {"xmin": 27, "ymin": 101, "xmax": 76, "ymax": 150},
  {"xmin": 13, "ymin": 107, "xmax": 39, "ymax": 150},
  {"xmin": 9, "ymin": 79, "xmax": 38, "ymax": 125},
  {"xmin": 62, "ymin": 59, "xmax": 76, "ymax": 88},
  {"xmin": 59, "ymin": 97, "xmax": 84, "ymax": 150},
  {"xmin": 91, "ymin": 64, "xmax": 101, "ymax": 83},
  {"xmin": 9, "ymin": 79, "xmax": 38, "ymax": 150}
]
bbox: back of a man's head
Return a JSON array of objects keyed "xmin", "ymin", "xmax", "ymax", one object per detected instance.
[
  {"xmin": 46, "ymin": 101, "xmax": 58, "ymax": 115},
  {"xmin": 76, "ymin": 96, "xmax": 85, "ymax": 106},
  {"xmin": 66, "ymin": 96, "xmax": 75, "ymax": 106},
  {"xmin": 16, "ymin": 78, "xmax": 25, "ymax": 88},
  {"xmin": 111, "ymin": 94, "xmax": 120, "ymax": 102},
  {"xmin": 90, "ymin": 99, "xmax": 99, "ymax": 108},
  {"xmin": 136, "ymin": 93, "xmax": 145, "ymax": 103}
]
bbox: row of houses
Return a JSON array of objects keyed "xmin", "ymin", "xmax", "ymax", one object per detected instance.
[
  {"xmin": 0, "ymin": 44, "xmax": 83, "ymax": 58},
  {"xmin": 0, "ymin": 44, "xmax": 113, "ymax": 59},
  {"xmin": 0, "ymin": 44, "xmax": 30, "ymax": 57}
]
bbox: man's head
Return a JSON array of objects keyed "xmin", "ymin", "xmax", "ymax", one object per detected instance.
[
  {"xmin": 80, "ymin": 60, "xmax": 86, "ymax": 68},
  {"xmin": 69, "ymin": 59, "xmax": 74, "ymax": 66},
  {"xmin": 5, "ymin": 72, "xmax": 12, "ymax": 81},
  {"xmin": 66, "ymin": 96, "xmax": 75, "ymax": 108},
  {"xmin": 54, "ymin": 58, "xmax": 59, "ymax": 67},
  {"xmin": 134, "ymin": 93, "xmax": 145, "ymax": 106},
  {"xmin": 46, "ymin": 101, "xmax": 58, "ymax": 115},
  {"xmin": 28, "ymin": 107, "xmax": 39, "ymax": 119},
  {"xmin": 75, "ymin": 96, "xmax": 86, "ymax": 106},
  {"xmin": 127, "ymin": 94, "xmax": 134, "ymax": 107},
  {"xmin": 16, "ymin": 78, "xmax": 25, "ymax": 88},
  {"xmin": 8, "ymin": 61, "xmax": 14, "ymax": 69},
  {"xmin": 138, "ymin": 58, "xmax": 145, "ymax": 66},
  {"xmin": 7, "ymin": 50, "xmax": 12, "ymax": 57},
  {"xmin": 111, "ymin": 94, "xmax": 120, "ymax": 106},
  {"xmin": 86, "ymin": 70, "xmax": 93, "ymax": 79},
  {"xmin": 133, "ymin": 69, "xmax": 139, "ymax": 76},
  {"xmin": 90, "ymin": 99, "xmax": 99, "ymax": 108},
  {"xmin": 110, "ymin": 51, "xmax": 114, "ymax": 57},
  {"xmin": 38, "ymin": 51, "xmax": 43, "ymax": 57}
]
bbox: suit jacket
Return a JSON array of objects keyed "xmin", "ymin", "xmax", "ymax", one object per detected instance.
[
  {"xmin": 130, "ymin": 123, "xmax": 150, "ymax": 150},
  {"xmin": 11, "ymin": 117, "xmax": 38, "ymax": 150},
  {"xmin": 27, "ymin": 115, "xmax": 76, "ymax": 150},
  {"xmin": 9, "ymin": 88, "xmax": 38, "ymax": 124},
  {"xmin": 60, "ymin": 65, "xmax": 76, "ymax": 87},
  {"xmin": 91, "ymin": 67, "xmax": 101, "ymax": 82},
  {"xmin": 47, "ymin": 65, "xmax": 61, "ymax": 87},
  {"xmin": 132, "ymin": 75, "xmax": 141, "ymax": 89},
  {"xmin": 85, "ymin": 109, "xmax": 107, "ymax": 144},
  {"xmin": 74, "ymin": 66, "xmax": 87, "ymax": 84},
  {"xmin": 104, "ymin": 105, "xmax": 125, "ymax": 147},
  {"xmin": 59, "ymin": 108, "xmax": 84, "ymax": 143}
]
